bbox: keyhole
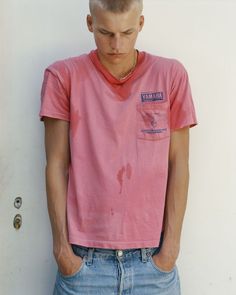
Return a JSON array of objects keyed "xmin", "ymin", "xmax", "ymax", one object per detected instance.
[{"xmin": 14, "ymin": 197, "xmax": 22, "ymax": 209}]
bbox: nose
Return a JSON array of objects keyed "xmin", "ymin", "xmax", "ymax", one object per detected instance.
[{"xmin": 110, "ymin": 34, "xmax": 122, "ymax": 51}]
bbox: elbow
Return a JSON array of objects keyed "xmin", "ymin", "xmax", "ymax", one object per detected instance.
[{"xmin": 45, "ymin": 162, "xmax": 69, "ymax": 178}]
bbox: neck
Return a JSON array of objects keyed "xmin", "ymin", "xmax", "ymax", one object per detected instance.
[{"xmin": 97, "ymin": 49, "xmax": 138, "ymax": 80}]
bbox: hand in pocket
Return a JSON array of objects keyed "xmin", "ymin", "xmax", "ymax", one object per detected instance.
[
  {"xmin": 152, "ymin": 252, "xmax": 176, "ymax": 273},
  {"xmin": 55, "ymin": 248, "xmax": 84, "ymax": 277}
]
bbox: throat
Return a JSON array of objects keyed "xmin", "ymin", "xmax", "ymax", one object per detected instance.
[{"xmin": 99, "ymin": 50, "xmax": 138, "ymax": 81}]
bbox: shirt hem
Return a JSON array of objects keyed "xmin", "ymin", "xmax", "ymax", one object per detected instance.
[{"xmin": 69, "ymin": 236, "xmax": 160, "ymax": 249}]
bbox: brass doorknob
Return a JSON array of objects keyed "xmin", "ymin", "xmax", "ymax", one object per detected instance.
[{"xmin": 13, "ymin": 214, "xmax": 22, "ymax": 230}]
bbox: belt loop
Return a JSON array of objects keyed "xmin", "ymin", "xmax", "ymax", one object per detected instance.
[
  {"xmin": 86, "ymin": 248, "xmax": 94, "ymax": 266},
  {"xmin": 141, "ymin": 248, "xmax": 149, "ymax": 263}
]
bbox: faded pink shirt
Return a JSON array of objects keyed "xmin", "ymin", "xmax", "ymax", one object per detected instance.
[{"xmin": 39, "ymin": 50, "xmax": 197, "ymax": 249}]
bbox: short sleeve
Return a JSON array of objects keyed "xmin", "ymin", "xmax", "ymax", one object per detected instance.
[
  {"xmin": 39, "ymin": 61, "xmax": 70, "ymax": 122},
  {"xmin": 169, "ymin": 60, "xmax": 197, "ymax": 130}
]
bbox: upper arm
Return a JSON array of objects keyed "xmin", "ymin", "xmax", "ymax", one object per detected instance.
[
  {"xmin": 43, "ymin": 117, "xmax": 70, "ymax": 170},
  {"xmin": 169, "ymin": 127, "xmax": 190, "ymax": 166}
]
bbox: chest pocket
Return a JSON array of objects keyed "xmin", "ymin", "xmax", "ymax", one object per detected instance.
[{"xmin": 136, "ymin": 102, "xmax": 170, "ymax": 141}]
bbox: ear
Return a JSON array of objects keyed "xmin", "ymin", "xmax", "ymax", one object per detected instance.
[
  {"xmin": 139, "ymin": 15, "xmax": 145, "ymax": 32},
  {"xmin": 87, "ymin": 14, "xmax": 94, "ymax": 32}
]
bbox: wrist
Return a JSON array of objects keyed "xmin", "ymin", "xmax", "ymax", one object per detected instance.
[
  {"xmin": 53, "ymin": 240, "xmax": 73, "ymax": 259},
  {"xmin": 160, "ymin": 236, "xmax": 180, "ymax": 259},
  {"xmin": 162, "ymin": 229, "xmax": 181, "ymax": 249}
]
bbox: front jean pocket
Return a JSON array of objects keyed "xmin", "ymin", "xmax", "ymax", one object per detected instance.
[
  {"xmin": 136, "ymin": 102, "xmax": 170, "ymax": 141},
  {"xmin": 149, "ymin": 253, "xmax": 176, "ymax": 274},
  {"xmin": 58, "ymin": 255, "xmax": 86, "ymax": 280}
]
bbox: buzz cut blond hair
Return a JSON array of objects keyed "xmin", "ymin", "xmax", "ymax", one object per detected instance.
[{"xmin": 89, "ymin": 0, "xmax": 143, "ymax": 14}]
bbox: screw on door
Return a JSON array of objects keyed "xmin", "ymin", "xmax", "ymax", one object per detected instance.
[{"xmin": 13, "ymin": 214, "xmax": 22, "ymax": 230}]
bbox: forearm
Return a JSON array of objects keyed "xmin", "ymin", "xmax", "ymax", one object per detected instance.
[
  {"xmin": 45, "ymin": 164, "xmax": 71, "ymax": 255},
  {"xmin": 162, "ymin": 158, "xmax": 189, "ymax": 255}
]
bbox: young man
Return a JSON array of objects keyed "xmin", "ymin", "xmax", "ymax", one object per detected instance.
[{"xmin": 39, "ymin": 0, "xmax": 197, "ymax": 294}]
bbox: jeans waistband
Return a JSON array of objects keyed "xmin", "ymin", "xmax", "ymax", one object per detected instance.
[{"xmin": 71, "ymin": 233, "xmax": 164, "ymax": 265}]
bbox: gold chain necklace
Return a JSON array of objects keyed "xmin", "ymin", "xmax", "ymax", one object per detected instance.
[{"xmin": 119, "ymin": 50, "xmax": 138, "ymax": 80}]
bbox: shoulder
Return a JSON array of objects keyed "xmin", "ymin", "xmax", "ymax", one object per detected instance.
[
  {"xmin": 143, "ymin": 51, "xmax": 188, "ymax": 75},
  {"xmin": 45, "ymin": 53, "xmax": 89, "ymax": 76}
]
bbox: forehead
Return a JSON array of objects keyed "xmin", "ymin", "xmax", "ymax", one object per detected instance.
[{"xmin": 92, "ymin": 4, "xmax": 141, "ymax": 31}]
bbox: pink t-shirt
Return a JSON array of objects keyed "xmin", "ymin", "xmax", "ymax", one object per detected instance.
[{"xmin": 39, "ymin": 50, "xmax": 197, "ymax": 249}]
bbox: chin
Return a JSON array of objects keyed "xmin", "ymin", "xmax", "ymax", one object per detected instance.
[{"xmin": 108, "ymin": 53, "xmax": 127, "ymax": 60}]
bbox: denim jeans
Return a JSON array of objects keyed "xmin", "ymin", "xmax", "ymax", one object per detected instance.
[{"xmin": 53, "ymin": 240, "xmax": 180, "ymax": 295}]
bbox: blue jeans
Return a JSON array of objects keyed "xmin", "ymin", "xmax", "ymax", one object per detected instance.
[{"xmin": 53, "ymin": 241, "xmax": 180, "ymax": 295}]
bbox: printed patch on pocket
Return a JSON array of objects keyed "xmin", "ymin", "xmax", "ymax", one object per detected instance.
[{"xmin": 136, "ymin": 103, "xmax": 170, "ymax": 140}]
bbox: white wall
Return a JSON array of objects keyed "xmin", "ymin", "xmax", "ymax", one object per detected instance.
[{"xmin": 1, "ymin": 0, "xmax": 235, "ymax": 294}]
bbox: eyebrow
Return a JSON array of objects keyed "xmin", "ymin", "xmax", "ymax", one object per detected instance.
[{"xmin": 98, "ymin": 28, "xmax": 135, "ymax": 34}]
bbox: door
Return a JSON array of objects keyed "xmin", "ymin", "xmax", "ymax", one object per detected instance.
[{"xmin": 0, "ymin": 1, "xmax": 88, "ymax": 294}]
